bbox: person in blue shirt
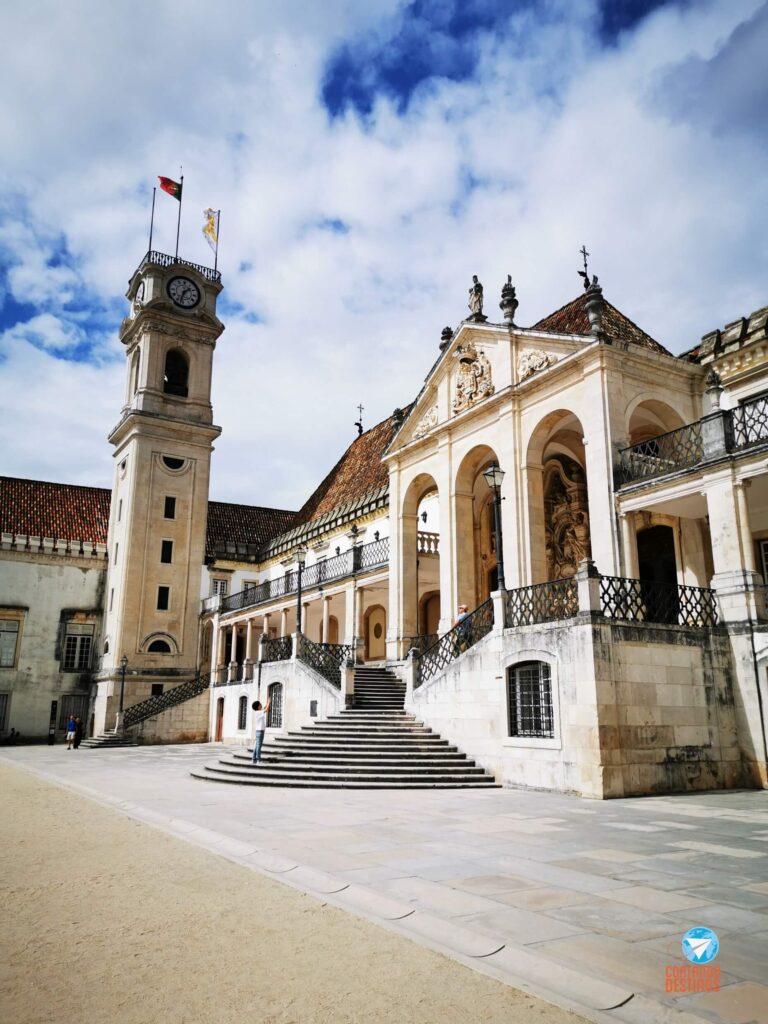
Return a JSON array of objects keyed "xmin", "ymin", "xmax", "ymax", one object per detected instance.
[{"xmin": 66, "ymin": 715, "xmax": 76, "ymax": 750}]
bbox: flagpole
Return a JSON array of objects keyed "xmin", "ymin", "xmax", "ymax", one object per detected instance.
[
  {"xmin": 175, "ymin": 171, "xmax": 184, "ymax": 260},
  {"xmin": 214, "ymin": 210, "xmax": 221, "ymax": 273},
  {"xmin": 148, "ymin": 187, "xmax": 156, "ymax": 255}
]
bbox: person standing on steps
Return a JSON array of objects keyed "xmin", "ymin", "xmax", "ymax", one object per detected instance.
[
  {"xmin": 65, "ymin": 714, "xmax": 77, "ymax": 750},
  {"xmin": 251, "ymin": 696, "xmax": 271, "ymax": 765}
]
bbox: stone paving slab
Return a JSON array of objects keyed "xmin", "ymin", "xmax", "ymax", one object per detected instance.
[{"xmin": 4, "ymin": 744, "xmax": 768, "ymax": 1024}]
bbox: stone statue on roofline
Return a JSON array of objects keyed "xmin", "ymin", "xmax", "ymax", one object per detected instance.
[{"xmin": 467, "ymin": 275, "xmax": 487, "ymax": 322}]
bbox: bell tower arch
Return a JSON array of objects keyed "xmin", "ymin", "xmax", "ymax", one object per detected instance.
[{"xmin": 94, "ymin": 252, "xmax": 224, "ymax": 736}]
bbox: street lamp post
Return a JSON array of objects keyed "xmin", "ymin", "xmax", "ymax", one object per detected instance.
[
  {"xmin": 116, "ymin": 654, "xmax": 128, "ymax": 733},
  {"xmin": 482, "ymin": 463, "xmax": 506, "ymax": 591},
  {"xmin": 296, "ymin": 547, "xmax": 307, "ymax": 634}
]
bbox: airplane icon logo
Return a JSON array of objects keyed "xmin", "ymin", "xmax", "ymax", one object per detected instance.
[{"xmin": 682, "ymin": 927, "xmax": 720, "ymax": 964}]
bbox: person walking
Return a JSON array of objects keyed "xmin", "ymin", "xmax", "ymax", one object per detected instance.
[
  {"xmin": 73, "ymin": 717, "xmax": 84, "ymax": 750},
  {"xmin": 251, "ymin": 696, "xmax": 271, "ymax": 765},
  {"xmin": 65, "ymin": 714, "xmax": 77, "ymax": 750}
]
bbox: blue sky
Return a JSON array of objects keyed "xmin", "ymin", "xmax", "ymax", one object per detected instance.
[{"xmin": 0, "ymin": 0, "xmax": 766, "ymax": 506}]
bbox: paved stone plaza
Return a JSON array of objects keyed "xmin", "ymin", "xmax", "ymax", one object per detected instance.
[{"xmin": 3, "ymin": 744, "xmax": 768, "ymax": 1024}]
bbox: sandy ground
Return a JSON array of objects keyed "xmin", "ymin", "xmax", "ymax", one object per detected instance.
[{"xmin": 0, "ymin": 762, "xmax": 587, "ymax": 1024}]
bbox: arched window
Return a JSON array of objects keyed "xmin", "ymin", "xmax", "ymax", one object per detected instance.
[
  {"xmin": 238, "ymin": 695, "xmax": 248, "ymax": 731},
  {"xmin": 147, "ymin": 639, "xmax": 171, "ymax": 653},
  {"xmin": 163, "ymin": 349, "xmax": 189, "ymax": 397},
  {"xmin": 130, "ymin": 349, "xmax": 141, "ymax": 395},
  {"xmin": 508, "ymin": 661, "xmax": 554, "ymax": 738},
  {"xmin": 267, "ymin": 682, "xmax": 283, "ymax": 728},
  {"xmin": 103, "ymin": 640, "xmax": 110, "ymax": 655}
]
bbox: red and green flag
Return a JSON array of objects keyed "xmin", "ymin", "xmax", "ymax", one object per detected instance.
[{"xmin": 158, "ymin": 176, "xmax": 182, "ymax": 201}]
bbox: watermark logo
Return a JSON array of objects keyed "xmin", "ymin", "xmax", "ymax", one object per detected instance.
[
  {"xmin": 682, "ymin": 927, "xmax": 720, "ymax": 965},
  {"xmin": 665, "ymin": 928, "xmax": 721, "ymax": 993}
]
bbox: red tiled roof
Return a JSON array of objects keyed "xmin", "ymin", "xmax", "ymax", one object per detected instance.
[
  {"xmin": 0, "ymin": 476, "xmax": 111, "ymax": 543},
  {"xmin": 292, "ymin": 413, "xmax": 401, "ymax": 527},
  {"xmin": 532, "ymin": 293, "xmax": 670, "ymax": 355},
  {"xmin": 205, "ymin": 501, "xmax": 295, "ymax": 559},
  {"xmin": 0, "ymin": 476, "xmax": 295, "ymax": 557}
]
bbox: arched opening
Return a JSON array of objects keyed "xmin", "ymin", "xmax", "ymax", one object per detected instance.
[
  {"xmin": 454, "ymin": 445, "xmax": 503, "ymax": 608},
  {"xmin": 215, "ymin": 698, "xmax": 224, "ymax": 742},
  {"xmin": 147, "ymin": 639, "xmax": 171, "ymax": 653},
  {"xmin": 627, "ymin": 399, "xmax": 685, "ymax": 447},
  {"xmin": 526, "ymin": 411, "xmax": 590, "ymax": 582},
  {"xmin": 130, "ymin": 348, "xmax": 141, "ymax": 395},
  {"xmin": 401, "ymin": 473, "xmax": 441, "ymax": 645},
  {"xmin": 163, "ymin": 348, "xmax": 189, "ymax": 397},
  {"xmin": 103, "ymin": 640, "xmax": 110, "ymax": 655},
  {"xmin": 200, "ymin": 622, "xmax": 213, "ymax": 672},
  {"xmin": 419, "ymin": 591, "xmax": 440, "ymax": 646},
  {"xmin": 267, "ymin": 682, "xmax": 283, "ymax": 728},
  {"xmin": 365, "ymin": 604, "xmax": 387, "ymax": 660}
]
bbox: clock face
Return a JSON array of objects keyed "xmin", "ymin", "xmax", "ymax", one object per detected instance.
[{"xmin": 167, "ymin": 276, "xmax": 201, "ymax": 309}]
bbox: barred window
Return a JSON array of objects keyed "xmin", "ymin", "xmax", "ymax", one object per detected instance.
[
  {"xmin": 0, "ymin": 620, "xmax": 20, "ymax": 668},
  {"xmin": 0, "ymin": 693, "xmax": 8, "ymax": 730},
  {"xmin": 58, "ymin": 694, "xmax": 89, "ymax": 728},
  {"xmin": 238, "ymin": 695, "xmax": 247, "ymax": 731},
  {"xmin": 62, "ymin": 624, "xmax": 94, "ymax": 671},
  {"xmin": 508, "ymin": 661, "xmax": 554, "ymax": 738},
  {"xmin": 267, "ymin": 682, "xmax": 283, "ymax": 728}
]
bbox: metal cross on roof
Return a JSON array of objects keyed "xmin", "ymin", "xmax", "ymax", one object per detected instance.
[{"xmin": 579, "ymin": 244, "xmax": 590, "ymax": 277}]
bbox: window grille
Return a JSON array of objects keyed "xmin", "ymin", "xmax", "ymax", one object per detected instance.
[
  {"xmin": 508, "ymin": 661, "xmax": 554, "ymax": 738},
  {"xmin": 238, "ymin": 695, "xmax": 247, "ymax": 730},
  {"xmin": 0, "ymin": 693, "xmax": 8, "ymax": 730},
  {"xmin": 58, "ymin": 694, "xmax": 89, "ymax": 728},
  {"xmin": 267, "ymin": 683, "xmax": 283, "ymax": 728},
  {"xmin": 0, "ymin": 620, "xmax": 20, "ymax": 668},
  {"xmin": 62, "ymin": 624, "xmax": 94, "ymax": 671}
]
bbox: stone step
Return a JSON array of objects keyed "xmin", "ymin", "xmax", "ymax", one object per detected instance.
[
  {"xmin": 193, "ymin": 765, "xmax": 498, "ymax": 788},
  {"xmin": 218, "ymin": 758, "xmax": 485, "ymax": 777},
  {"xmin": 231, "ymin": 751, "xmax": 476, "ymax": 766}
]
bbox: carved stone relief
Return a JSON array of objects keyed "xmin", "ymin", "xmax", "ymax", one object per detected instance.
[
  {"xmin": 452, "ymin": 341, "xmax": 494, "ymax": 414},
  {"xmin": 544, "ymin": 456, "xmax": 591, "ymax": 580},
  {"xmin": 413, "ymin": 404, "xmax": 439, "ymax": 439},
  {"xmin": 518, "ymin": 349, "xmax": 557, "ymax": 381}
]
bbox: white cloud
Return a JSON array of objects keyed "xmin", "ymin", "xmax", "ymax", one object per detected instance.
[{"xmin": 0, "ymin": 0, "xmax": 766, "ymax": 507}]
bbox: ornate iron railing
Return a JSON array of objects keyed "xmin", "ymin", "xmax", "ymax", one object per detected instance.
[
  {"xmin": 296, "ymin": 634, "xmax": 352, "ymax": 689},
  {"xmin": 405, "ymin": 634, "xmax": 439, "ymax": 655},
  {"xmin": 599, "ymin": 575, "xmax": 718, "ymax": 627},
  {"xmin": 616, "ymin": 422, "xmax": 704, "ymax": 485},
  {"xmin": 220, "ymin": 538, "xmax": 389, "ymax": 614},
  {"xmin": 140, "ymin": 249, "xmax": 221, "ymax": 283},
  {"xmin": 417, "ymin": 532, "xmax": 439, "ymax": 555},
  {"xmin": 732, "ymin": 394, "xmax": 768, "ymax": 450},
  {"xmin": 504, "ymin": 578, "xmax": 579, "ymax": 627},
  {"xmin": 416, "ymin": 599, "xmax": 494, "ymax": 688},
  {"xmin": 261, "ymin": 636, "xmax": 293, "ymax": 662},
  {"xmin": 123, "ymin": 673, "xmax": 211, "ymax": 729}
]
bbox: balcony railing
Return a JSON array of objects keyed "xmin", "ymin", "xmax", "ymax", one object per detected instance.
[
  {"xmin": 504, "ymin": 578, "xmax": 578, "ymax": 627},
  {"xmin": 599, "ymin": 576, "xmax": 718, "ymax": 627},
  {"xmin": 262, "ymin": 635, "xmax": 293, "ymax": 663},
  {"xmin": 417, "ymin": 532, "xmax": 439, "ymax": 555},
  {"xmin": 139, "ymin": 249, "xmax": 222, "ymax": 284},
  {"xmin": 296, "ymin": 634, "xmax": 352, "ymax": 689},
  {"xmin": 617, "ymin": 395, "xmax": 768, "ymax": 487},
  {"xmin": 219, "ymin": 538, "xmax": 389, "ymax": 615},
  {"xmin": 416, "ymin": 599, "xmax": 494, "ymax": 688}
]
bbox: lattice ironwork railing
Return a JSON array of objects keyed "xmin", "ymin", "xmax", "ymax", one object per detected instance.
[
  {"xmin": 220, "ymin": 538, "xmax": 389, "ymax": 615},
  {"xmin": 731, "ymin": 394, "xmax": 768, "ymax": 450},
  {"xmin": 296, "ymin": 634, "xmax": 352, "ymax": 689},
  {"xmin": 416, "ymin": 599, "xmax": 494, "ymax": 688},
  {"xmin": 123, "ymin": 673, "xmax": 211, "ymax": 729},
  {"xmin": 616, "ymin": 421, "xmax": 704, "ymax": 485},
  {"xmin": 405, "ymin": 634, "xmax": 439, "ymax": 655},
  {"xmin": 140, "ymin": 250, "xmax": 221, "ymax": 283},
  {"xmin": 599, "ymin": 575, "xmax": 718, "ymax": 627},
  {"xmin": 261, "ymin": 636, "xmax": 293, "ymax": 663},
  {"xmin": 504, "ymin": 578, "xmax": 579, "ymax": 628}
]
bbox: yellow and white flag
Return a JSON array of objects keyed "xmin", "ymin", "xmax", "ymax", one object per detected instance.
[{"xmin": 202, "ymin": 208, "xmax": 219, "ymax": 253}]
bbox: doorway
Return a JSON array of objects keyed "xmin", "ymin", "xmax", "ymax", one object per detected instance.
[
  {"xmin": 637, "ymin": 525, "xmax": 678, "ymax": 623},
  {"xmin": 366, "ymin": 605, "xmax": 386, "ymax": 660},
  {"xmin": 215, "ymin": 698, "xmax": 224, "ymax": 742}
]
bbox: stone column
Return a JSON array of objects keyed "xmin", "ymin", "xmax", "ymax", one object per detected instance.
[
  {"xmin": 211, "ymin": 612, "xmax": 223, "ymax": 685},
  {"xmin": 280, "ymin": 607, "xmax": 288, "ymax": 637},
  {"xmin": 227, "ymin": 626, "xmax": 238, "ymax": 683},
  {"xmin": 322, "ymin": 596, "xmax": 331, "ymax": 645},
  {"xmin": 619, "ymin": 512, "xmax": 639, "ymax": 578},
  {"xmin": 705, "ymin": 475, "xmax": 762, "ymax": 621},
  {"xmin": 262, "ymin": 611, "xmax": 271, "ymax": 637},
  {"xmin": 343, "ymin": 583, "xmax": 356, "ymax": 648},
  {"xmin": 355, "ymin": 586, "xmax": 366, "ymax": 662},
  {"xmin": 244, "ymin": 618, "xmax": 255, "ymax": 682},
  {"xmin": 735, "ymin": 480, "xmax": 757, "ymax": 573}
]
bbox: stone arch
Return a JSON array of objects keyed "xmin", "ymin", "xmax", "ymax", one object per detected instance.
[
  {"xmin": 130, "ymin": 347, "xmax": 141, "ymax": 395},
  {"xmin": 526, "ymin": 410, "xmax": 589, "ymax": 582},
  {"xmin": 140, "ymin": 631, "xmax": 178, "ymax": 655},
  {"xmin": 626, "ymin": 397, "xmax": 685, "ymax": 446},
  {"xmin": 364, "ymin": 603, "xmax": 387, "ymax": 660},
  {"xmin": 163, "ymin": 347, "xmax": 189, "ymax": 397},
  {"xmin": 454, "ymin": 444, "xmax": 503, "ymax": 608},
  {"xmin": 401, "ymin": 472, "xmax": 441, "ymax": 643}
]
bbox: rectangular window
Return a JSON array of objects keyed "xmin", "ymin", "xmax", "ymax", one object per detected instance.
[
  {"xmin": 114, "ymin": 543, "xmax": 119, "ymax": 565},
  {"xmin": 0, "ymin": 693, "xmax": 8, "ymax": 730},
  {"xmin": 508, "ymin": 662, "xmax": 554, "ymax": 738},
  {"xmin": 62, "ymin": 624, "xmax": 94, "ymax": 671},
  {"xmin": 164, "ymin": 496, "xmax": 176, "ymax": 519},
  {"xmin": 157, "ymin": 586, "xmax": 170, "ymax": 611},
  {"xmin": 117, "ymin": 499, "xmax": 123, "ymax": 522},
  {"xmin": 161, "ymin": 540, "xmax": 173, "ymax": 564},
  {"xmin": 0, "ymin": 620, "xmax": 20, "ymax": 668},
  {"xmin": 151, "ymin": 683, "xmax": 164, "ymax": 697},
  {"xmin": 211, "ymin": 578, "xmax": 228, "ymax": 597},
  {"xmin": 238, "ymin": 695, "xmax": 247, "ymax": 730},
  {"xmin": 109, "ymin": 589, "xmax": 114, "ymax": 612}
]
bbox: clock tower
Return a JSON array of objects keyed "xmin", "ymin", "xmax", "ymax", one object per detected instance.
[{"xmin": 94, "ymin": 251, "xmax": 223, "ymax": 737}]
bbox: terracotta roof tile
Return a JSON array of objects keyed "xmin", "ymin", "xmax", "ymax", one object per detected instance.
[
  {"xmin": 0, "ymin": 476, "xmax": 111, "ymax": 543},
  {"xmin": 292, "ymin": 413, "xmax": 401, "ymax": 527},
  {"xmin": 532, "ymin": 292, "xmax": 670, "ymax": 355},
  {"xmin": 205, "ymin": 501, "xmax": 295, "ymax": 560}
]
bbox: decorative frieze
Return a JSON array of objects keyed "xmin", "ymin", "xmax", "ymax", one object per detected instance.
[
  {"xmin": 518, "ymin": 349, "xmax": 557, "ymax": 381},
  {"xmin": 413, "ymin": 405, "xmax": 439, "ymax": 438},
  {"xmin": 452, "ymin": 342, "xmax": 494, "ymax": 414}
]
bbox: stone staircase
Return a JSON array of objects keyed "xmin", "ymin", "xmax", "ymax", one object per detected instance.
[
  {"xmin": 80, "ymin": 730, "xmax": 138, "ymax": 749},
  {"xmin": 191, "ymin": 665, "xmax": 499, "ymax": 789}
]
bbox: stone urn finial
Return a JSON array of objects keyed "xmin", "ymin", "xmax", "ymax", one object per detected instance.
[
  {"xmin": 584, "ymin": 275, "xmax": 609, "ymax": 343},
  {"xmin": 440, "ymin": 326, "xmax": 454, "ymax": 351},
  {"xmin": 705, "ymin": 368, "xmax": 723, "ymax": 410},
  {"xmin": 499, "ymin": 274, "xmax": 518, "ymax": 325}
]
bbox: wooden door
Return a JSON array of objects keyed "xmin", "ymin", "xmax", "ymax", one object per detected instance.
[{"xmin": 215, "ymin": 698, "xmax": 224, "ymax": 742}]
